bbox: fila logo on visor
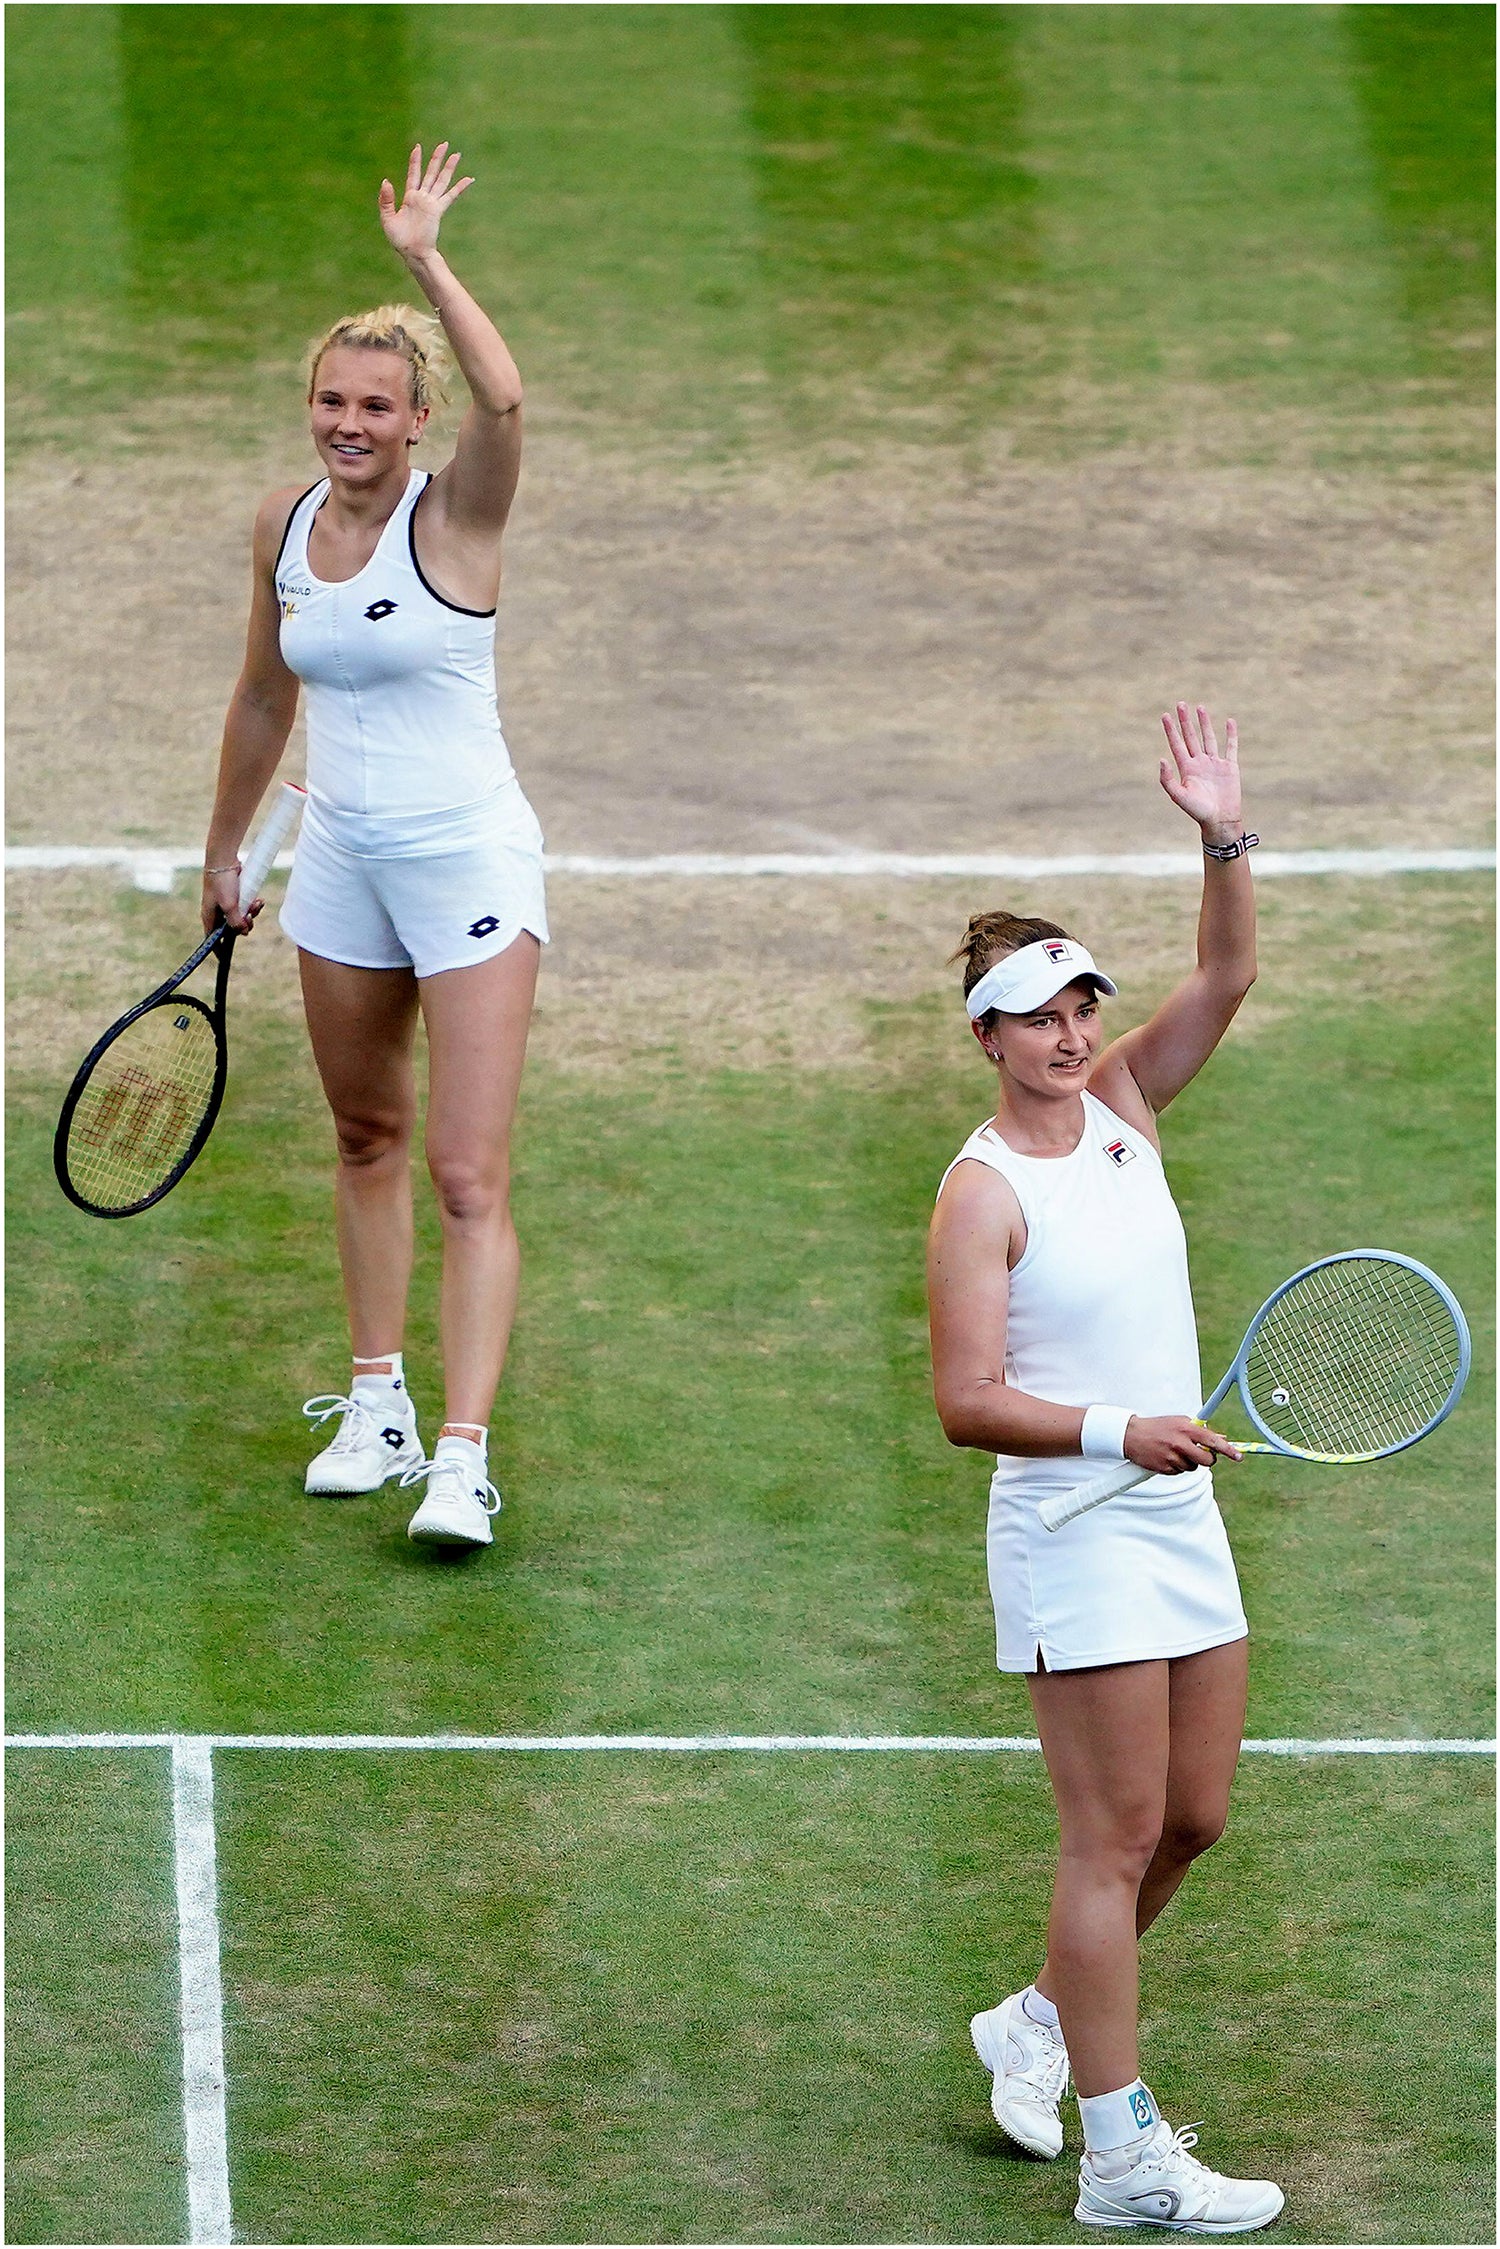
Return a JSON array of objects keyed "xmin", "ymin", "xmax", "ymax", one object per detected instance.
[
  {"xmin": 1104, "ymin": 1139, "xmax": 1135, "ymax": 1168},
  {"xmin": 364, "ymin": 598, "xmax": 398, "ymax": 622},
  {"xmin": 1042, "ymin": 940, "xmax": 1071, "ymax": 963}
]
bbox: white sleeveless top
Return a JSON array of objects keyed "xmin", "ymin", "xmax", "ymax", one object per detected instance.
[
  {"xmin": 938, "ymin": 1090, "xmax": 1210, "ymax": 1503},
  {"xmin": 275, "ymin": 470, "xmax": 517, "ymax": 841}
]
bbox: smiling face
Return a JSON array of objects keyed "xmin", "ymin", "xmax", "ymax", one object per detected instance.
[
  {"xmin": 308, "ymin": 345, "xmax": 428, "ymax": 485},
  {"xmin": 973, "ymin": 977, "xmax": 1105, "ymax": 1098}
]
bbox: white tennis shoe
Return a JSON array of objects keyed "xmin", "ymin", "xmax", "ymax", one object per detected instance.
[
  {"xmin": 303, "ymin": 1391, "xmax": 424, "ymax": 1494},
  {"xmin": 1076, "ymin": 2120, "xmax": 1285, "ymax": 2233},
  {"xmin": 402, "ymin": 1439, "xmax": 502, "ymax": 1547},
  {"xmin": 970, "ymin": 1992, "xmax": 1069, "ymax": 2158}
]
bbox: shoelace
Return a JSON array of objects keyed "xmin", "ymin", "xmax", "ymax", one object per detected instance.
[
  {"xmin": 1007, "ymin": 2020, "xmax": 1069, "ymax": 2101},
  {"xmin": 399, "ymin": 1455, "xmax": 502, "ymax": 1516},
  {"xmin": 1091, "ymin": 2123, "xmax": 1212, "ymax": 2192},
  {"xmin": 1130, "ymin": 2124, "xmax": 1213, "ymax": 2195},
  {"xmin": 1158, "ymin": 2124, "xmax": 1206, "ymax": 2171},
  {"xmin": 1031, "ymin": 2039, "xmax": 1069, "ymax": 2101},
  {"xmin": 302, "ymin": 1393, "xmax": 380, "ymax": 1454}
]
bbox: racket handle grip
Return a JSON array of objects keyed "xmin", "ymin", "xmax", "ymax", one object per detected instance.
[
  {"xmin": 237, "ymin": 782, "xmax": 306, "ymax": 912},
  {"xmin": 1038, "ymin": 1458, "xmax": 1151, "ymax": 1534}
]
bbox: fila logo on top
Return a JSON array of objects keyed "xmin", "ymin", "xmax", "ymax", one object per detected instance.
[
  {"xmin": 364, "ymin": 598, "xmax": 398, "ymax": 622},
  {"xmin": 1042, "ymin": 939, "xmax": 1071, "ymax": 963},
  {"xmin": 1104, "ymin": 1138, "xmax": 1136, "ymax": 1168}
]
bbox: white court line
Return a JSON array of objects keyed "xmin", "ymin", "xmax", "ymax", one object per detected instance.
[
  {"xmin": 8, "ymin": 1731, "xmax": 1494, "ymax": 1753},
  {"xmin": 4, "ymin": 843, "xmax": 1495, "ymax": 888},
  {"xmin": 170, "ymin": 1740, "xmax": 232, "ymax": 2248}
]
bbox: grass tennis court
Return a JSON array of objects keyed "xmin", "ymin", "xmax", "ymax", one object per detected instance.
[
  {"xmin": 7, "ymin": 4, "xmax": 1494, "ymax": 2244},
  {"xmin": 7, "ymin": 886, "xmax": 1494, "ymax": 2242}
]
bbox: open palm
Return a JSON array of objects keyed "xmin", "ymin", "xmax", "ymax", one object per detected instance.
[
  {"xmin": 379, "ymin": 142, "xmax": 473, "ymax": 261},
  {"xmin": 1159, "ymin": 703, "xmax": 1242, "ymax": 834}
]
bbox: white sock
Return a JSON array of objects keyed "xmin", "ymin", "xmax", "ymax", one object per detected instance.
[
  {"xmin": 434, "ymin": 1429, "xmax": 486, "ymax": 1463},
  {"xmin": 1021, "ymin": 1984, "xmax": 1060, "ymax": 2031},
  {"xmin": 352, "ymin": 1354, "xmax": 408, "ymax": 1406},
  {"xmin": 1078, "ymin": 2079, "xmax": 1159, "ymax": 2169}
]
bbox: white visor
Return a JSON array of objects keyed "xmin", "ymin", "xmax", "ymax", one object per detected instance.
[{"xmin": 965, "ymin": 937, "xmax": 1118, "ymax": 1020}]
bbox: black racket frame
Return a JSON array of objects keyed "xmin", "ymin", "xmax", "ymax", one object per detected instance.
[{"xmin": 54, "ymin": 924, "xmax": 237, "ymax": 1218}]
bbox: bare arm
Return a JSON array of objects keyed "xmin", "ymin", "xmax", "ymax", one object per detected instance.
[
  {"xmin": 381, "ymin": 143, "xmax": 523, "ymax": 544},
  {"xmin": 928, "ymin": 1159, "xmax": 1240, "ymax": 1473},
  {"xmin": 200, "ymin": 490, "xmax": 303, "ymax": 934},
  {"xmin": 1090, "ymin": 703, "xmax": 1257, "ymax": 1124}
]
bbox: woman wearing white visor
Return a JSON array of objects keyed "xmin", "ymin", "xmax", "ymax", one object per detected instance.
[{"xmin": 928, "ymin": 706, "xmax": 1282, "ymax": 2233}]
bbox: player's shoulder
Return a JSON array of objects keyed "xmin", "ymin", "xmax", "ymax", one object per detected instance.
[
  {"xmin": 934, "ymin": 1142, "xmax": 1023, "ymax": 1233},
  {"xmin": 252, "ymin": 479, "xmax": 320, "ymax": 562}
]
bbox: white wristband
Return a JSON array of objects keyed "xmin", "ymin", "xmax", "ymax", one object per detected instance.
[{"xmin": 1080, "ymin": 1405, "xmax": 1134, "ymax": 1461}]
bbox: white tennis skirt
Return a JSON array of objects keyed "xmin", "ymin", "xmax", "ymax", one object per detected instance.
[
  {"xmin": 281, "ymin": 783, "xmax": 548, "ymax": 980},
  {"xmin": 987, "ymin": 1466, "xmax": 1249, "ymax": 1672}
]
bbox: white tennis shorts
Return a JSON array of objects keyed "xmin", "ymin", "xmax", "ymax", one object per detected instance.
[
  {"xmin": 987, "ymin": 1467, "xmax": 1249, "ymax": 1672},
  {"xmin": 280, "ymin": 786, "xmax": 549, "ymax": 979}
]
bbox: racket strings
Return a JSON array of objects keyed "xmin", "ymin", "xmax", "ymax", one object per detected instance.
[
  {"xmin": 64, "ymin": 1002, "xmax": 221, "ymax": 1213},
  {"xmin": 1245, "ymin": 1258, "xmax": 1462, "ymax": 1458}
]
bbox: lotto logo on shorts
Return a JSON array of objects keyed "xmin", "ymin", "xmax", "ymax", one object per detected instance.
[
  {"xmin": 1104, "ymin": 1139, "xmax": 1135, "ymax": 1167},
  {"xmin": 468, "ymin": 915, "xmax": 500, "ymax": 939},
  {"xmin": 1042, "ymin": 940, "xmax": 1071, "ymax": 963}
]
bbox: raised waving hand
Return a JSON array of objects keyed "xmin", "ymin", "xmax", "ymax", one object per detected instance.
[
  {"xmin": 379, "ymin": 142, "xmax": 474, "ymax": 263},
  {"xmin": 1159, "ymin": 701, "xmax": 1242, "ymax": 843}
]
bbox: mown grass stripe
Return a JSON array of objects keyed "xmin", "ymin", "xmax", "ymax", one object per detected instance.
[{"xmin": 8, "ymin": 1733, "xmax": 1494, "ymax": 1754}]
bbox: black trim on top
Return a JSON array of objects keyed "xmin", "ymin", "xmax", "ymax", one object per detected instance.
[
  {"xmin": 408, "ymin": 477, "xmax": 498, "ymax": 617},
  {"xmin": 272, "ymin": 481, "xmax": 324, "ymax": 579}
]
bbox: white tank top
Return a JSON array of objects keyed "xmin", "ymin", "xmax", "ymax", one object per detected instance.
[
  {"xmin": 938, "ymin": 1090, "xmax": 1211, "ymax": 1501},
  {"xmin": 275, "ymin": 470, "xmax": 517, "ymax": 838}
]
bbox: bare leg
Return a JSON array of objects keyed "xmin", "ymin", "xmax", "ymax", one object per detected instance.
[
  {"xmin": 1026, "ymin": 1658, "xmax": 1171, "ymax": 2096},
  {"xmin": 419, "ymin": 932, "xmax": 540, "ymax": 1431},
  {"xmin": 299, "ymin": 953, "xmax": 420, "ymax": 1356},
  {"xmin": 1136, "ymin": 1637, "xmax": 1248, "ymax": 1935}
]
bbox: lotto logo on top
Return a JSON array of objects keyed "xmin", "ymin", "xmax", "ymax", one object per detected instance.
[
  {"xmin": 1042, "ymin": 940, "xmax": 1071, "ymax": 963},
  {"xmin": 1104, "ymin": 1139, "xmax": 1136, "ymax": 1168}
]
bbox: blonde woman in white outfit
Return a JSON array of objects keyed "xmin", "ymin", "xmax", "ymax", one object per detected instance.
[
  {"xmin": 202, "ymin": 145, "xmax": 541, "ymax": 1551},
  {"xmin": 928, "ymin": 706, "xmax": 1284, "ymax": 2234}
]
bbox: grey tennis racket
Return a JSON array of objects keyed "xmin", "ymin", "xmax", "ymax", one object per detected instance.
[
  {"xmin": 54, "ymin": 782, "xmax": 305, "ymax": 1218},
  {"xmin": 1038, "ymin": 1251, "xmax": 1471, "ymax": 1534}
]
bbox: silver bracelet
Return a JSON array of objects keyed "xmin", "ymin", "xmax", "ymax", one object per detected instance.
[
  {"xmin": 1203, "ymin": 831, "xmax": 1259, "ymax": 863},
  {"xmin": 205, "ymin": 863, "xmax": 240, "ymax": 876}
]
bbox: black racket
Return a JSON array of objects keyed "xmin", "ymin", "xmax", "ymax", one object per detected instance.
[{"xmin": 54, "ymin": 783, "xmax": 305, "ymax": 1217}]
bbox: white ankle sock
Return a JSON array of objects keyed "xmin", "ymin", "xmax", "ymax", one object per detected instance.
[
  {"xmin": 434, "ymin": 1430, "xmax": 486, "ymax": 1464},
  {"xmin": 1021, "ymin": 1984, "xmax": 1060, "ymax": 2030},
  {"xmin": 1079, "ymin": 2079, "xmax": 1159, "ymax": 2163},
  {"xmin": 352, "ymin": 1353, "xmax": 405, "ymax": 1392}
]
